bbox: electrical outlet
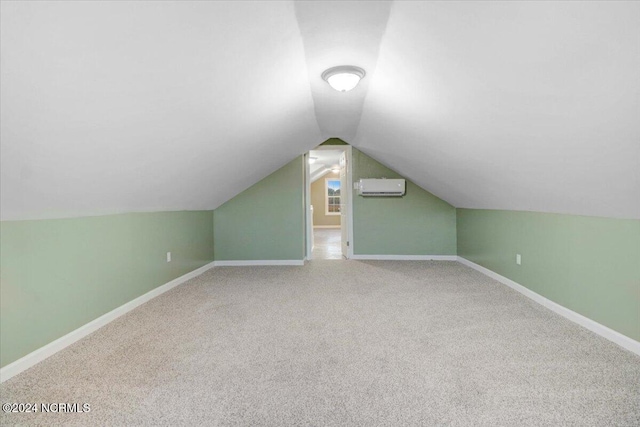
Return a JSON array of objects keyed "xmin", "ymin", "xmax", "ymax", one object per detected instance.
[
  {"xmin": 516, "ymin": 254, "xmax": 521, "ymax": 265},
  {"xmin": 166, "ymin": 252, "xmax": 172, "ymax": 263}
]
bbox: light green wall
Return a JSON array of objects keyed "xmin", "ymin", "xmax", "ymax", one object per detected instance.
[
  {"xmin": 213, "ymin": 157, "xmax": 304, "ymax": 261},
  {"xmin": 320, "ymin": 138, "xmax": 348, "ymax": 146},
  {"xmin": 457, "ymin": 209, "xmax": 640, "ymax": 341},
  {"xmin": 352, "ymin": 149, "xmax": 457, "ymax": 255},
  {"xmin": 0, "ymin": 211, "xmax": 214, "ymax": 367}
]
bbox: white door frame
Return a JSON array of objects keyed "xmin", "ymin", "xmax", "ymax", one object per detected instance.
[{"xmin": 305, "ymin": 145, "xmax": 354, "ymax": 260}]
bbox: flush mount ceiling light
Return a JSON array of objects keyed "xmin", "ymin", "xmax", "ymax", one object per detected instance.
[{"xmin": 322, "ymin": 65, "xmax": 366, "ymax": 92}]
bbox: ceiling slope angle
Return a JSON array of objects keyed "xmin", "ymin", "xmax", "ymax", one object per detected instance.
[
  {"xmin": 0, "ymin": 1, "xmax": 321, "ymax": 221},
  {"xmin": 309, "ymin": 149, "xmax": 343, "ymax": 183},
  {"xmin": 295, "ymin": 0, "xmax": 392, "ymax": 141},
  {"xmin": 354, "ymin": 1, "xmax": 640, "ymax": 219}
]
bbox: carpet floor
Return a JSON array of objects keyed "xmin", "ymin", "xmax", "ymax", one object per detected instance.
[{"xmin": 1, "ymin": 260, "xmax": 639, "ymax": 426}]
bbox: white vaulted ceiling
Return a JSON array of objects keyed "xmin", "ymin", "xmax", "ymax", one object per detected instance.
[
  {"xmin": 2, "ymin": 1, "xmax": 639, "ymax": 220},
  {"xmin": 355, "ymin": 1, "xmax": 640, "ymax": 219},
  {"xmin": 0, "ymin": 1, "xmax": 322, "ymax": 220},
  {"xmin": 295, "ymin": 0, "xmax": 392, "ymax": 141}
]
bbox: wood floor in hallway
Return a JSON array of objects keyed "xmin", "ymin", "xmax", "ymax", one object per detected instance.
[{"xmin": 311, "ymin": 227, "xmax": 342, "ymax": 260}]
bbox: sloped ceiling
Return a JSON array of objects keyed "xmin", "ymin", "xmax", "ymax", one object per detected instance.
[
  {"xmin": 309, "ymin": 149, "xmax": 343, "ymax": 183},
  {"xmin": 2, "ymin": 1, "xmax": 638, "ymax": 221},
  {"xmin": 355, "ymin": 1, "xmax": 640, "ymax": 219},
  {"xmin": 0, "ymin": 1, "xmax": 322, "ymax": 220},
  {"xmin": 295, "ymin": 0, "xmax": 391, "ymax": 141}
]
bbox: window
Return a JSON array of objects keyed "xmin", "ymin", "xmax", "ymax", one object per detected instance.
[{"xmin": 325, "ymin": 179, "xmax": 341, "ymax": 215}]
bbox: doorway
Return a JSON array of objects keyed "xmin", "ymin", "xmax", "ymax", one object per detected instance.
[{"xmin": 305, "ymin": 145, "xmax": 353, "ymax": 260}]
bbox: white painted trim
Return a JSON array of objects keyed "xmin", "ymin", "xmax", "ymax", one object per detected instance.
[
  {"xmin": 324, "ymin": 177, "xmax": 341, "ymax": 216},
  {"xmin": 305, "ymin": 145, "xmax": 354, "ymax": 261},
  {"xmin": 214, "ymin": 260, "xmax": 304, "ymax": 266},
  {"xmin": 346, "ymin": 145, "xmax": 354, "ymax": 259},
  {"xmin": 313, "ymin": 225, "xmax": 340, "ymax": 229},
  {"xmin": 305, "ymin": 152, "xmax": 313, "ymax": 261},
  {"xmin": 457, "ymin": 257, "xmax": 640, "ymax": 356},
  {"xmin": 0, "ymin": 261, "xmax": 216, "ymax": 383},
  {"xmin": 351, "ymin": 255, "xmax": 458, "ymax": 261}
]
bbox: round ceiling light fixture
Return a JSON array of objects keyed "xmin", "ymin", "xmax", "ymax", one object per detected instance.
[{"xmin": 322, "ymin": 65, "xmax": 366, "ymax": 92}]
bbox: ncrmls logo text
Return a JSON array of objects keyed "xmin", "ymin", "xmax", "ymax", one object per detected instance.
[{"xmin": 41, "ymin": 403, "xmax": 91, "ymax": 413}]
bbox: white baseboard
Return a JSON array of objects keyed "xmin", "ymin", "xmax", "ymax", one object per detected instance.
[
  {"xmin": 214, "ymin": 260, "xmax": 304, "ymax": 266},
  {"xmin": 0, "ymin": 261, "xmax": 216, "ymax": 383},
  {"xmin": 351, "ymin": 255, "xmax": 457, "ymax": 261},
  {"xmin": 313, "ymin": 225, "xmax": 340, "ymax": 229},
  {"xmin": 457, "ymin": 257, "xmax": 640, "ymax": 356}
]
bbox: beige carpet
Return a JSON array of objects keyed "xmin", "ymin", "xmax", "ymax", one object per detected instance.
[{"xmin": 1, "ymin": 260, "xmax": 639, "ymax": 426}]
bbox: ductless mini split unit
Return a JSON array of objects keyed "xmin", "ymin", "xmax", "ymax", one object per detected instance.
[{"xmin": 357, "ymin": 179, "xmax": 406, "ymax": 197}]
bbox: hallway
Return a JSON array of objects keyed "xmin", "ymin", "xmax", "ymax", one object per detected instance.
[{"xmin": 311, "ymin": 228, "xmax": 342, "ymax": 260}]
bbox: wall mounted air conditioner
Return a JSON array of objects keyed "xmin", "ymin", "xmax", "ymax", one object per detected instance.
[{"xmin": 358, "ymin": 179, "xmax": 406, "ymax": 197}]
